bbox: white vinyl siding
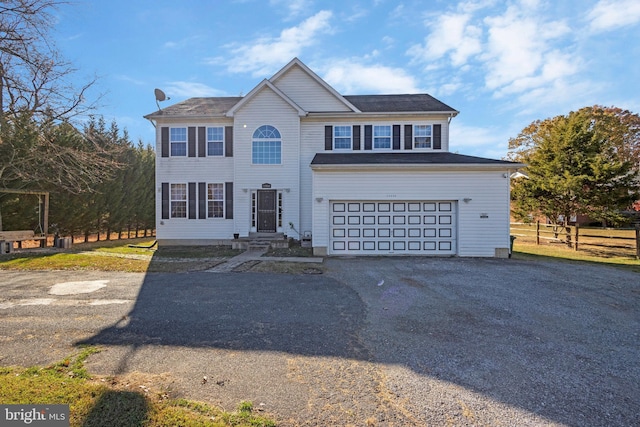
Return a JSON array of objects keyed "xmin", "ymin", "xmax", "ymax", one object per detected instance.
[
  {"xmin": 232, "ymin": 86, "xmax": 300, "ymax": 236},
  {"xmin": 312, "ymin": 169, "xmax": 511, "ymax": 257},
  {"xmin": 270, "ymin": 64, "xmax": 353, "ymax": 112},
  {"xmin": 155, "ymin": 119, "xmax": 235, "ymax": 241}
]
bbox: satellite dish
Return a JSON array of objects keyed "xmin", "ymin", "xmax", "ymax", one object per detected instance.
[
  {"xmin": 154, "ymin": 88, "xmax": 167, "ymax": 102},
  {"xmin": 154, "ymin": 88, "xmax": 170, "ymax": 111}
]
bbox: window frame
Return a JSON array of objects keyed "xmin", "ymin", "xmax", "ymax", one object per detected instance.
[
  {"xmin": 207, "ymin": 183, "xmax": 224, "ymax": 218},
  {"xmin": 373, "ymin": 125, "xmax": 392, "ymax": 150},
  {"xmin": 170, "ymin": 183, "xmax": 187, "ymax": 218},
  {"xmin": 333, "ymin": 125, "xmax": 352, "ymax": 150},
  {"xmin": 207, "ymin": 127, "xmax": 224, "ymax": 156},
  {"xmin": 252, "ymin": 125, "xmax": 282, "ymax": 165},
  {"xmin": 414, "ymin": 124, "xmax": 432, "ymax": 149},
  {"xmin": 170, "ymin": 127, "xmax": 187, "ymax": 157}
]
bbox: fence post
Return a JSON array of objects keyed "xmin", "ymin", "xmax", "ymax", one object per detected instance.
[
  {"xmin": 635, "ymin": 225, "xmax": 640, "ymax": 260},
  {"xmin": 575, "ymin": 224, "xmax": 579, "ymax": 251},
  {"xmin": 536, "ymin": 221, "xmax": 540, "ymax": 245},
  {"xmin": 566, "ymin": 226, "xmax": 572, "ymax": 248}
]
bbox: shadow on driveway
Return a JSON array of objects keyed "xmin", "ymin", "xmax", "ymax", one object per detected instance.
[
  {"xmin": 78, "ymin": 257, "xmax": 640, "ymax": 426},
  {"xmin": 80, "ymin": 271, "xmax": 368, "ymax": 359}
]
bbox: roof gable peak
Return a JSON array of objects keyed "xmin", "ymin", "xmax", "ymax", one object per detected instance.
[
  {"xmin": 269, "ymin": 58, "xmax": 361, "ymax": 113},
  {"xmin": 225, "ymin": 79, "xmax": 306, "ymax": 117}
]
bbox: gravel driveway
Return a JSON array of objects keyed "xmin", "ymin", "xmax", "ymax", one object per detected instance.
[{"xmin": 0, "ymin": 257, "xmax": 638, "ymax": 426}]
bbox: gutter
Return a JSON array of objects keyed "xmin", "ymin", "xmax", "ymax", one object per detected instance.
[{"xmin": 310, "ymin": 162, "xmax": 526, "ymax": 172}]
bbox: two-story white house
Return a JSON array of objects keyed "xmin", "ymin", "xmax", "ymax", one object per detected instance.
[{"xmin": 145, "ymin": 58, "xmax": 523, "ymax": 257}]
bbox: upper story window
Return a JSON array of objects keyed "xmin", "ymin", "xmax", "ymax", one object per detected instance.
[
  {"xmin": 373, "ymin": 125, "xmax": 391, "ymax": 150},
  {"xmin": 170, "ymin": 183, "xmax": 187, "ymax": 218},
  {"xmin": 334, "ymin": 126, "xmax": 352, "ymax": 150},
  {"xmin": 170, "ymin": 128, "xmax": 187, "ymax": 156},
  {"xmin": 207, "ymin": 127, "xmax": 224, "ymax": 156},
  {"xmin": 252, "ymin": 125, "xmax": 281, "ymax": 164},
  {"xmin": 414, "ymin": 125, "xmax": 432, "ymax": 149}
]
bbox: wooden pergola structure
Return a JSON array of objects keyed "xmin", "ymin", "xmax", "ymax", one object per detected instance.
[{"xmin": 0, "ymin": 189, "xmax": 49, "ymax": 246}]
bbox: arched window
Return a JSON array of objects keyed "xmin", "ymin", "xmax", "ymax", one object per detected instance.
[{"xmin": 252, "ymin": 125, "xmax": 282, "ymax": 164}]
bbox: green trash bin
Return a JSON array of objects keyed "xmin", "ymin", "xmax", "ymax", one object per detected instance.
[{"xmin": 509, "ymin": 235, "xmax": 516, "ymax": 258}]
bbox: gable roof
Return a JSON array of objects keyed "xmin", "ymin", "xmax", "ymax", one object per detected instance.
[
  {"xmin": 270, "ymin": 58, "xmax": 361, "ymax": 113},
  {"xmin": 310, "ymin": 152, "xmax": 523, "ymax": 169},
  {"xmin": 145, "ymin": 93, "xmax": 457, "ymax": 119},
  {"xmin": 344, "ymin": 94, "xmax": 458, "ymax": 115},
  {"xmin": 225, "ymin": 79, "xmax": 306, "ymax": 117},
  {"xmin": 144, "ymin": 97, "xmax": 241, "ymax": 119},
  {"xmin": 144, "ymin": 59, "xmax": 459, "ymax": 119}
]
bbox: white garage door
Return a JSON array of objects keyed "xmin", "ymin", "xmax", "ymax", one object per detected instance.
[{"xmin": 329, "ymin": 201, "xmax": 457, "ymax": 255}]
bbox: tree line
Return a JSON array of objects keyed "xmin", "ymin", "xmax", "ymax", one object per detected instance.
[{"xmin": 0, "ymin": 116, "xmax": 155, "ymax": 240}]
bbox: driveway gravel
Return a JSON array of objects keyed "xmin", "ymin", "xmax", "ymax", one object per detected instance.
[{"xmin": 0, "ymin": 256, "xmax": 638, "ymax": 426}]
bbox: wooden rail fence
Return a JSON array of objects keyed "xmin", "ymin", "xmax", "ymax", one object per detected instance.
[{"xmin": 510, "ymin": 222, "xmax": 640, "ymax": 259}]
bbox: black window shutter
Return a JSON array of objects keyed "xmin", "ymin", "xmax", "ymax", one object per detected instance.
[
  {"xmin": 188, "ymin": 127, "xmax": 196, "ymax": 157},
  {"xmin": 324, "ymin": 126, "xmax": 333, "ymax": 150},
  {"xmin": 161, "ymin": 183, "xmax": 169, "ymax": 219},
  {"xmin": 364, "ymin": 125, "xmax": 372, "ymax": 150},
  {"xmin": 404, "ymin": 125, "xmax": 413, "ymax": 150},
  {"xmin": 393, "ymin": 125, "xmax": 401, "ymax": 150},
  {"xmin": 433, "ymin": 124, "xmax": 442, "ymax": 149},
  {"xmin": 198, "ymin": 182, "xmax": 206, "ymax": 219},
  {"xmin": 225, "ymin": 126, "xmax": 233, "ymax": 157},
  {"xmin": 225, "ymin": 182, "xmax": 233, "ymax": 219},
  {"xmin": 353, "ymin": 125, "xmax": 361, "ymax": 150},
  {"xmin": 161, "ymin": 127, "xmax": 169, "ymax": 157},
  {"xmin": 198, "ymin": 127, "xmax": 206, "ymax": 157},
  {"xmin": 188, "ymin": 182, "xmax": 196, "ymax": 219}
]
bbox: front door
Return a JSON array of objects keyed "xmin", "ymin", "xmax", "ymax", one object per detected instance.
[{"xmin": 257, "ymin": 190, "xmax": 277, "ymax": 232}]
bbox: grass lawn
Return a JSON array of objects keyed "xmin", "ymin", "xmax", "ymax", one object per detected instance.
[
  {"xmin": 0, "ymin": 347, "xmax": 275, "ymax": 427},
  {"xmin": 0, "ymin": 239, "xmax": 242, "ymax": 273},
  {"xmin": 513, "ymin": 238, "xmax": 640, "ymax": 273}
]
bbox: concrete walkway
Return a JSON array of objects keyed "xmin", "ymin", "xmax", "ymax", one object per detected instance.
[{"xmin": 205, "ymin": 248, "xmax": 324, "ymax": 272}]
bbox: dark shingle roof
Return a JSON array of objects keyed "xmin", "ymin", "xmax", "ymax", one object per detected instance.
[
  {"xmin": 145, "ymin": 93, "xmax": 458, "ymax": 118},
  {"xmin": 311, "ymin": 152, "xmax": 520, "ymax": 166},
  {"xmin": 344, "ymin": 94, "xmax": 457, "ymax": 113},
  {"xmin": 144, "ymin": 97, "xmax": 242, "ymax": 118}
]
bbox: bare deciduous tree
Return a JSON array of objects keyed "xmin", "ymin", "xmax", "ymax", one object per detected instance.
[
  {"xmin": 0, "ymin": 1, "xmax": 123, "ymax": 230},
  {"xmin": 0, "ymin": 0, "xmax": 97, "ymax": 120}
]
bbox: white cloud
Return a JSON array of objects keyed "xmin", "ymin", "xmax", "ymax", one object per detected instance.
[
  {"xmin": 481, "ymin": 4, "xmax": 572, "ymax": 94},
  {"xmin": 587, "ymin": 0, "xmax": 640, "ymax": 32},
  {"xmin": 408, "ymin": 12, "xmax": 482, "ymax": 67},
  {"xmin": 223, "ymin": 10, "xmax": 332, "ymax": 77},
  {"xmin": 321, "ymin": 60, "xmax": 420, "ymax": 94},
  {"xmin": 163, "ymin": 81, "xmax": 226, "ymax": 98},
  {"xmin": 270, "ymin": 0, "xmax": 313, "ymax": 20}
]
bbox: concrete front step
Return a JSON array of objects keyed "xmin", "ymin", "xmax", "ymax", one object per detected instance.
[{"xmin": 232, "ymin": 238, "xmax": 290, "ymax": 250}]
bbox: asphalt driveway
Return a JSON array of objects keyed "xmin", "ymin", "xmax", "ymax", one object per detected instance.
[{"xmin": 0, "ymin": 257, "xmax": 638, "ymax": 426}]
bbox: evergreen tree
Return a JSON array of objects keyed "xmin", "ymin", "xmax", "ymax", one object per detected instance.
[{"xmin": 508, "ymin": 106, "xmax": 640, "ymax": 226}]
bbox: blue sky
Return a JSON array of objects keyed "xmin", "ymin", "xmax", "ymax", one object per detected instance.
[{"xmin": 53, "ymin": 0, "xmax": 640, "ymax": 159}]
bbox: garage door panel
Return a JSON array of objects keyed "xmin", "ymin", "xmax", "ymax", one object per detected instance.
[{"xmin": 330, "ymin": 200, "xmax": 457, "ymax": 255}]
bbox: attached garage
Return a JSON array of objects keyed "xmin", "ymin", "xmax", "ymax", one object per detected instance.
[
  {"xmin": 329, "ymin": 200, "xmax": 456, "ymax": 255},
  {"xmin": 310, "ymin": 152, "xmax": 524, "ymax": 258}
]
